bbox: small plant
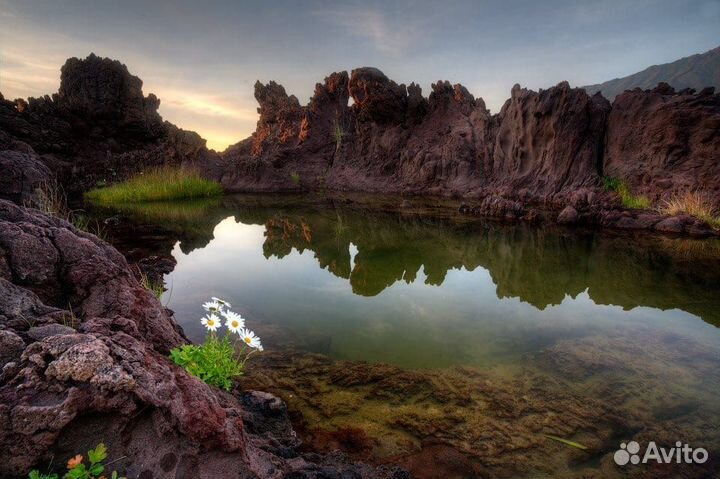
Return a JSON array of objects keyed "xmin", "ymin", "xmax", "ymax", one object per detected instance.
[
  {"xmin": 85, "ymin": 167, "xmax": 223, "ymax": 204},
  {"xmin": 170, "ymin": 297, "xmax": 263, "ymax": 391},
  {"xmin": 28, "ymin": 471, "xmax": 58, "ymax": 479},
  {"xmin": 138, "ymin": 270, "xmax": 164, "ymax": 299},
  {"xmin": 26, "ymin": 180, "xmax": 68, "ymax": 218},
  {"xmin": 602, "ymin": 175, "xmax": 650, "ymax": 210},
  {"xmin": 659, "ymin": 190, "xmax": 720, "ymax": 229},
  {"xmin": 290, "ymin": 171, "xmax": 301, "ymax": 185},
  {"xmin": 26, "ymin": 181, "xmax": 107, "ymax": 237},
  {"xmin": 333, "ymin": 120, "xmax": 345, "ymax": 151},
  {"xmin": 28, "ymin": 443, "xmax": 126, "ymax": 479}
]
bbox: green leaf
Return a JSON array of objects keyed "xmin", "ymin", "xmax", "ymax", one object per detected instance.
[
  {"xmin": 89, "ymin": 463, "xmax": 104, "ymax": 476},
  {"xmin": 87, "ymin": 443, "xmax": 107, "ymax": 465},
  {"xmin": 65, "ymin": 465, "xmax": 86, "ymax": 479},
  {"xmin": 543, "ymin": 434, "xmax": 588, "ymax": 450}
]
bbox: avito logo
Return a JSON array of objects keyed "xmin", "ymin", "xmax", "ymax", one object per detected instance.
[{"xmin": 614, "ymin": 441, "xmax": 709, "ymax": 466}]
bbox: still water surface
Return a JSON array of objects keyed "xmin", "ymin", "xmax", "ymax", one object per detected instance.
[{"xmin": 96, "ymin": 195, "xmax": 720, "ymax": 478}]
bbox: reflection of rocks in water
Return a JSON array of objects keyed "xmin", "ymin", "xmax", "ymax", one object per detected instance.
[
  {"xmin": 240, "ymin": 325, "xmax": 720, "ymax": 478},
  {"xmin": 93, "ymin": 194, "xmax": 720, "ymax": 326}
]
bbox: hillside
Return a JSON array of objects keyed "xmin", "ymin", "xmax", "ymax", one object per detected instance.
[{"xmin": 582, "ymin": 46, "xmax": 720, "ymax": 100}]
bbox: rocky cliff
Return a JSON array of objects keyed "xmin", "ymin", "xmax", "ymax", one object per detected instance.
[
  {"xmin": 217, "ymin": 69, "xmax": 719, "ymax": 224},
  {"xmin": 2, "ymin": 56, "xmax": 719, "ymax": 235},
  {"xmin": 0, "ymin": 53, "xmax": 222, "ymax": 198}
]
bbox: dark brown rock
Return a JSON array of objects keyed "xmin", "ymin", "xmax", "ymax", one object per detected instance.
[
  {"xmin": 604, "ymin": 84, "xmax": 720, "ymax": 205},
  {"xmin": 0, "ymin": 330, "xmax": 24, "ymax": 369},
  {"xmin": 557, "ymin": 205, "xmax": 579, "ymax": 224},
  {"xmin": 0, "ymin": 150, "xmax": 52, "ymax": 204},
  {"xmin": 0, "ymin": 54, "xmax": 221, "ymax": 196}
]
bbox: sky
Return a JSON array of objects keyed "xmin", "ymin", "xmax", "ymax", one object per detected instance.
[{"xmin": 0, "ymin": 0, "xmax": 718, "ymax": 151}]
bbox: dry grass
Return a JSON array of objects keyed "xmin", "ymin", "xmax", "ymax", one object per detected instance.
[
  {"xmin": 659, "ymin": 191, "xmax": 720, "ymax": 229},
  {"xmin": 25, "ymin": 179, "xmax": 68, "ymax": 219},
  {"xmin": 25, "ymin": 180, "xmax": 106, "ymax": 237}
]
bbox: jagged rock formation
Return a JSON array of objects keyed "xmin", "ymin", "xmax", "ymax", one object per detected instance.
[
  {"xmin": 2, "ymin": 55, "xmax": 719, "ymax": 234},
  {"xmin": 0, "ymin": 199, "xmax": 406, "ymax": 479},
  {"xmin": 582, "ymin": 46, "xmax": 720, "ymax": 101},
  {"xmin": 214, "ymin": 67, "xmax": 720, "ymax": 234},
  {"xmin": 604, "ymin": 83, "xmax": 720, "ymax": 204},
  {"xmin": 0, "ymin": 53, "xmax": 222, "ymax": 194},
  {"xmin": 219, "ymin": 68, "xmax": 612, "ymax": 202}
]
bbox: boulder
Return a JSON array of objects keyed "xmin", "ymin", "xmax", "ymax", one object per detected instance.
[{"xmin": 0, "ymin": 150, "xmax": 52, "ymax": 204}]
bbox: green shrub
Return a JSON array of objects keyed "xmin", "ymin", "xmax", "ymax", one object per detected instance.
[
  {"xmin": 85, "ymin": 167, "xmax": 222, "ymax": 204},
  {"xmin": 602, "ymin": 175, "xmax": 650, "ymax": 210},
  {"xmin": 170, "ymin": 297, "xmax": 263, "ymax": 391},
  {"xmin": 170, "ymin": 335, "xmax": 244, "ymax": 390}
]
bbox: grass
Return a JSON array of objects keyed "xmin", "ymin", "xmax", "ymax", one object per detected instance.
[
  {"xmin": 659, "ymin": 191, "xmax": 720, "ymax": 229},
  {"xmin": 139, "ymin": 270, "xmax": 165, "ymax": 299},
  {"xmin": 333, "ymin": 120, "xmax": 345, "ymax": 151},
  {"xmin": 25, "ymin": 180, "xmax": 106, "ymax": 238},
  {"xmin": 85, "ymin": 167, "xmax": 223, "ymax": 204},
  {"xmin": 602, "ymin": 176, "xmax": 651, "ymax": 210},
  {"xmin": 290, "ymin": 171, "xmax": 301, "ymax": 185}
]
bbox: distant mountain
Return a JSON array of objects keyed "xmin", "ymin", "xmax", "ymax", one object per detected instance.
[{"xmin": 582, "ymin": 46, "xmax": 720, "ymax": 100}]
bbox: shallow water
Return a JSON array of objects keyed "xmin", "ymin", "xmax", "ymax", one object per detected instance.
[{"xmin": 94, "ymin": 195, "xmax": 720, "ymax": 478}]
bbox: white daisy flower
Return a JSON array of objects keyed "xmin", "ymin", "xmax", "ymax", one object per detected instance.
[
  {"xmin": 223, "ymin": 310, "xmax": 245, "ymax": 334},
  {"xmin": 200, "ymin": 313, "xmax": 220, "ymax": 332},
  {"xmin": 238, "ymin": 328, "xmax": 263, "ymax": 350},
  {"xmin": 211, "ymin": 296, "xmax": 232, "ymax": 308},
  {"xmin": 202, "ymin": 300, "xmax": 223, "ymax": 313}
]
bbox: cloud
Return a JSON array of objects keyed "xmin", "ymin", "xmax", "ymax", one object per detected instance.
[{"xmin": 312, "ymin": 6, "xmax": 423, "ymax": 55}]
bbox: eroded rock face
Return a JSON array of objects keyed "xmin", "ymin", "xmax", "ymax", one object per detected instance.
[
  {"xmin": 0, "ymin": 54, "xmax": 222, "ymax": 195},
  {"xmin": 0, "ymin": 200, "xmax": 405, "ymax": 479},
  {"xmin": 218, "ymin": 71, "xmax": 613, "ymax": 201},
  {"xmin": 0, "ymin": 150, "xmax": 52, "ymax": 204},
  {"xmin": 58, "ymin": 53, "xmax": 164, "ymax": 136},
  {"xmin": 491, "ymin": 82, "xmax": 610, "ymax": 198},
  {"xmin": 216, "ymin": 70, "xmax": 720, "ymax": 234},
  {"xmin": 604, "ymin": 83, "xmax": 720, "ymax": 204}
]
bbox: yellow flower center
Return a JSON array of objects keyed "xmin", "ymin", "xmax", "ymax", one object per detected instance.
[
  {"xmin": 244, "ymin": 337, "xmax": 251, "ymax": 344},
  {"xmin": 231, "ymin": 320, "xmax": 239, "ymax": 328},
  {"xmin": 208, "ymin": 319, "xmax": 215, "ymax": 326}
]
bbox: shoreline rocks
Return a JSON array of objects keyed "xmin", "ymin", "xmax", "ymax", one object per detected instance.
[{"xmin": 0, "ymin": 199, "xmax": 405, "ymax": 479}]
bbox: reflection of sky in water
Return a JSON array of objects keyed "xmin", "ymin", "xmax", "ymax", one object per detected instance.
[{"xmin": 164, "ymin": 217, "xmax": 720, "ymax": 369}]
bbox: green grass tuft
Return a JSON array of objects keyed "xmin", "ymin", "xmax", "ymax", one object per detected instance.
[
  {"xmin": 85, "ymin": 167, "xmax": 222, "ymax": 204},
  {"xmin": 602, "ymin": 175, "xmax": 650, "ymax": 210}
]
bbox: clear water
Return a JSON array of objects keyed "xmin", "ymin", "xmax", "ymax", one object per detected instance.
[{"xmin": 94, "ymin": 195, "xmax": 720, "ymax": 477}]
